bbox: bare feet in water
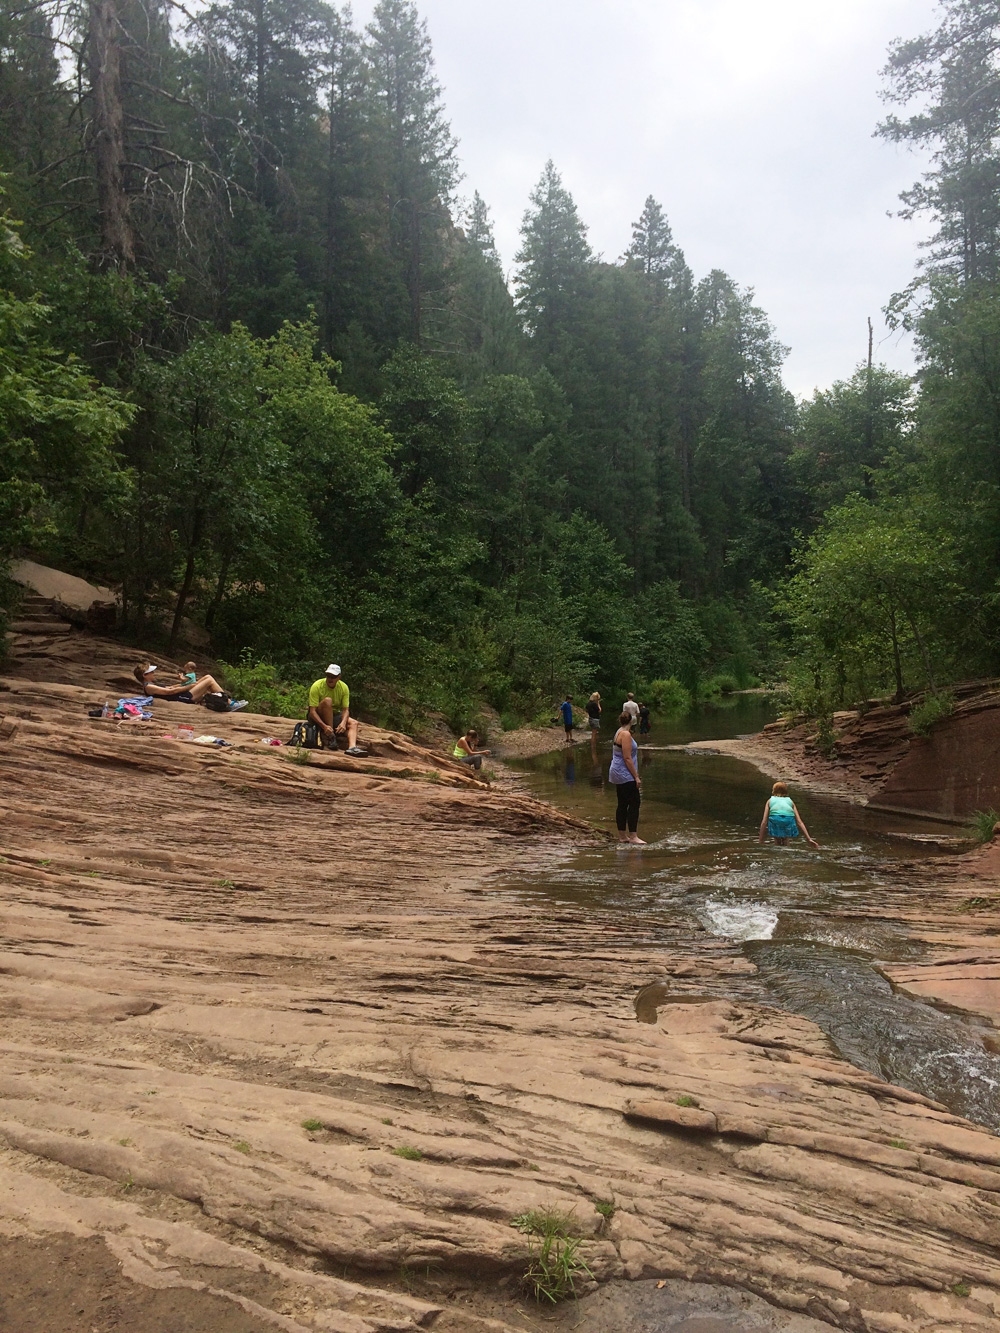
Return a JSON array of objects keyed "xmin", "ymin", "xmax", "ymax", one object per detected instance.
[{"xmin": 627, "ymin": 834, "xmax": 646, "ymax": 845}]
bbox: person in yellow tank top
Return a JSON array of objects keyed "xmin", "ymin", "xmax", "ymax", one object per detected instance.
[{"xmin": 453, "ymin": 728, "xmax": 490, "ymax": 771}]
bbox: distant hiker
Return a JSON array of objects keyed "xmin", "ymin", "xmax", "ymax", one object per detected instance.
[
  {"xmin": 622, "ymin": 693, "xmax": 640, "ymax": 725},
  {"xmin": 586, "ymin": 691, "xmax": 602, "ymax": 759},
  {"xmin": 638, "ymin": 701, "xmax": 651, "ymax": 735},
  {"xmin": 561, "ymin": 695, "xmax": 575, "ymax": 743},
  {"xmin": 132, "ymin": 663, "xmax": 242, "ymax": 707},
  {"xmin": 307, "ymin": 664, "xmax": 366, "ymax": 755},
  {"xmin": 758, "ymin": 782, "xmax": 819, "ymax": 849},
  {"xmin": 609, "ymin": 711, "xmax": 644, "ymax": 845},
  {"xmin": 453, "ymin": 729, "xmax": 490, "ymax": 771}
]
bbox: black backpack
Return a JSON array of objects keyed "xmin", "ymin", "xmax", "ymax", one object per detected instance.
[
  {"xmin": 203, "ymin": 691, "xmax": 232, "ymax": 713},
  {"xmin": 289, "ymin": 720, "xmax": 322, "ymax": 748}
]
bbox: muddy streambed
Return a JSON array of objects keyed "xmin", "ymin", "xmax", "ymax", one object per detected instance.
[{"xmin": 508, "ymin": 698, "xmax": 1000, "ymax": 1131}]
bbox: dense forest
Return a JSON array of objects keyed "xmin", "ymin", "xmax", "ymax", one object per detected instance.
[{"xmin": 1, "ymin": 0, "xmax": 999, "ymax": 731}]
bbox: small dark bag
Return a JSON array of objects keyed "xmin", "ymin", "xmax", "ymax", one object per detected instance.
[
  {"xmin": 289, "ymin": 720, "xmax": 321, "ymax": 748},
  {"xmin": 203, "ymin": 691, "xmax": 232, "ymax": 713}
]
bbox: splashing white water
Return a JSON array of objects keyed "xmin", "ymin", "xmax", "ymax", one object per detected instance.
[{"xmin": 701, "ymin": 898, "xmax": 779, "ymax": 942}]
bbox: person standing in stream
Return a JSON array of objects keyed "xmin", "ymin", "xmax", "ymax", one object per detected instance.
[
  {"xmin": 560, "ymin": 694, "xmax": 575, "ymax": 743},
  {"xmin": 609, "ymin": 711, "xmax": 644, "ymax": 845},
  {"xmin": 585, "ymin": 691, "xmax": 602, "ymax": 760}
]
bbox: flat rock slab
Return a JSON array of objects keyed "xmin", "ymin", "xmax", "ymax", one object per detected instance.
[{"xmin": 5, "ymin": 654, "xmax": 1000, "ymax": 1330}]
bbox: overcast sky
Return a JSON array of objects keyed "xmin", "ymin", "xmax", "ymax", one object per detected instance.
[{"xmin": 355, "ymin": 0, "xmax": 941, "ymax": 398}]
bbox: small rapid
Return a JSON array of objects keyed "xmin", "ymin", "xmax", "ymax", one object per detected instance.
[{"xmin": 508, "ymin": 699, "xmax": 1000, "ymax": 1132}]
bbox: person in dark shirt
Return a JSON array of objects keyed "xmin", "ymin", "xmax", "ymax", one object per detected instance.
[
  {"xmin": 560, "ymin": 695, "xmax": 575, "ymax": 743},
  {"xmin": 585, "ymin": 692, "xmax": 602, "ymax": 759},
  {"xmin": 638, "ymin": 701, "xmax": 651, "ymax": 735}
]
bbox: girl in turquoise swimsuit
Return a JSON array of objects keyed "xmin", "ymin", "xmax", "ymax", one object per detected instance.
[{"xmin": 758, "ymin": 781, "xmax": 819, "ymax": 848}]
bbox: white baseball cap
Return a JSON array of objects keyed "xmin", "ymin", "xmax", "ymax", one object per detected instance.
[
  {"xmin": 144, "ymin": 664, "xmax": 157, "ymax": 674},
  {"xmin": 325, "ymin": 664, "xmax": 341, "ymax": 676}
]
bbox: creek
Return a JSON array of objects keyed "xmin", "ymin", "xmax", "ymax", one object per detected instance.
[{"xmin": 508, "ymin": 697, "xmax": 1000, "ymax": 1131}]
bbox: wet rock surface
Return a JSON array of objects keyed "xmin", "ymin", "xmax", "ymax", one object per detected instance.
[{"xmin": 2, "ymin": 631, "xmax": 1000, "ymax": 1330}]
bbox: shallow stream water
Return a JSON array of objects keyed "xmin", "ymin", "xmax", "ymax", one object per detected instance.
[{"xmin": 508, "ymin": 698, "xmax": 1000, "ymax": 1131}]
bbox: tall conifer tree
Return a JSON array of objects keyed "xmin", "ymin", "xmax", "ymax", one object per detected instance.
[
  {"xmin": 363, "ymin": 0, "xmax": 458, "ymax": 345},
  {"xmin": 514, "ymin": 160, "xmax": 591, "ymax": 357}
]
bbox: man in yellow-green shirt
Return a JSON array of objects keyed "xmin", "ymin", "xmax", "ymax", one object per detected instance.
[{"xmin": 306, "ymin": 664, "xmax": 365, "ymax": 754}]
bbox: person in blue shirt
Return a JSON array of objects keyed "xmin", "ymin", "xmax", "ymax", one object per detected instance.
[
  {"xmin": 560, "ymin": 695, "xmax": 575, "ymax": 743},
  {"xmin": 758, "ymin": 781, "xmax": 819, "ymax": 848}
]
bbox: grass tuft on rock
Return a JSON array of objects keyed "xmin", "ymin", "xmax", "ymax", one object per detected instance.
[
  {"xmin": 392, "ymin": 1145, "xmax": 423, "ymax": 1160},
  {"xmin": 967, "ymin": 808, "xmax": 1000, "ymax": 845},
  {"xmin": 511, "ymin": 1209, "xmax": 593, "ymax": 1303}
]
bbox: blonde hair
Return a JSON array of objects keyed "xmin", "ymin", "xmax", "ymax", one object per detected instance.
[
  {"xmin": 590, "ymin": 691, "xmax": 600, "ymax": 702},
  {"xmin": 772, "ymin": 781, "xmax": 789, "ymax": 796}
]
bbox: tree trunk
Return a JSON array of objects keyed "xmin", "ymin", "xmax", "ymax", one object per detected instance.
[
  {"xmin": 887, "ymin": 603, "xmax": 904, "ymax": 704},
  {"xmin": 864, "ymin": 316, "xmax": 874, "ymax": 498},
  {"xmin": 204, "ymin": 553, "xmax": 231, "ymax": 630},
  {"xmin": 408, "ymin": 197, "xmax": 422, "ymax": 344},
  {"xmin": 89, "ymin": 0, "xmax": 133, "ymax": 268},
  {"xmin": 169, "ymin": 549, "xmax": 197, "ymax": 654}
]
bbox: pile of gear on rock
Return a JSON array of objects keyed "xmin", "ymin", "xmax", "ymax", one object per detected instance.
[{"xmin": 87, "ymin": 660, "xmax": 369, "ymax": 758}]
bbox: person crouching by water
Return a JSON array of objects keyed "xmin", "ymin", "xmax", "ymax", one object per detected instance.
[
  {"xmin": 609, "ymin": 711, "xmax": 644, "ymax": 845},
  {"xmin": 758, "ymin": 782, "xmax": 819, "ymax": 849},
  {"xmin": 307, "ymin": 664, "xmax": 367, "ymax": 756},
  {"xmin": 453, "ymin": 729, "xmax": 490, "ymax": 771}
]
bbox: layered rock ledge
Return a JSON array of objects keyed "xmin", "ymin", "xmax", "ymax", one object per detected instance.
[{"xmin": 1, "ymin": 636, "xmax": 1000, "ymax": 1330}]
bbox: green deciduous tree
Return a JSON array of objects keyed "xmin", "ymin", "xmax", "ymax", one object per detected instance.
[
  {"xmin": 784, "ymin": 497, "xmax": 966, "ymax": 708},
  {"xmin": 0, "ymin": 213, "xmax": 132, "ymax": 566}
]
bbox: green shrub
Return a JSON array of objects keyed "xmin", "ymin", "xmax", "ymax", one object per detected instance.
[
  {"xmin": 644, "ymin": 677, "xmax": 691, "ymax": 714},
  {"xmin": 500, "ymin": 711, "xmax": 521, "ymax": 732},
  {"xmin": 907, "ymin": 690, "xmax": 955, "ymax": 737},
  {"xmin": 511, "ymin": 1210, "xmax": 593, "ymax": 1303},
  {"xmin": 219, "ymin": 653, "xmax": 309, "ymax": 719},
  {"xmin": 814, "ymin": 713, "xmax": 837, "ymax": 759},
  {"xmin": 704, "ymin": 672, "xmax": 739, "ymax": 696},
  {"xmin": 967, "ymin": 809, "xmax": 1000, "ymax": 845}
]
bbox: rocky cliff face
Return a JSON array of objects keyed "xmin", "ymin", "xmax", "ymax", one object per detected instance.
[
  {"xmin": 876, "ymin": 688, "xmax": 1000, "ymax": 819},
  {"xmin": 746, "ymin": 682, "xmax": 1000, "ymax": 822}
]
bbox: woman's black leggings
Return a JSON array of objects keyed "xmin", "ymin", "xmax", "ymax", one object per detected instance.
[{"xmin": 615, "ymin": 780, "xmax": 640, "ymax": 832}]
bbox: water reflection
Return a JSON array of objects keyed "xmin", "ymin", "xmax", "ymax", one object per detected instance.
[{"xmin": 508, "ymin": 700, "xmax": 1000, "ymax": 1129}]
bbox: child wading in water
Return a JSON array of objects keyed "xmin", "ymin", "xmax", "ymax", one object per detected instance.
[{"xmin": 758, "ymin": 782, "xmax": 820, "ymax": 849}]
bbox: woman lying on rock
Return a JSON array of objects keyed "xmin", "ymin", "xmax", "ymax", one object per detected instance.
[{"xmin": 132, "ymin": 662, "xmax": 227, "ymax": 704}]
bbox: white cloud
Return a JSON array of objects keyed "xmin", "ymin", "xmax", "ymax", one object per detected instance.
[{"xmin": 355, "ymin": 0, "xmax": 941, "ymax": 396}]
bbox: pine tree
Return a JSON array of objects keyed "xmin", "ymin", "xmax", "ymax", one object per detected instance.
[
  {"xmin": 363, "ymin": 0, "xmax": 459, "ymax": 345},
  {"xmin": 879, "ymin": 0, "xmax": 1000, "ymax": 284},
  {"xmin": 514, "ymin": 160, "xmax": 591, "ymax": 357},
  {"xmin": 318, "ymin": 5, "xmax": 370, "ymax": 353},
  {"xmin": 445, "ymin": 192, "xmax": 524, "ymax": 378},
  {"xmin": 625, "ymin": 195, "xmax": 677, "ymax": 278}
]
